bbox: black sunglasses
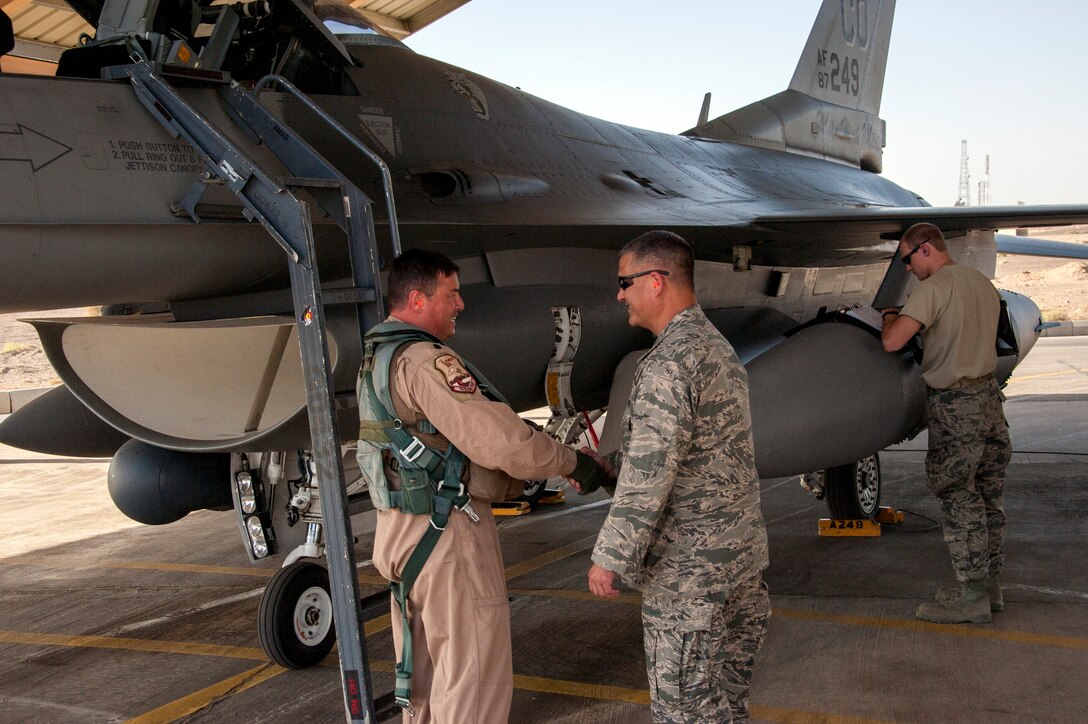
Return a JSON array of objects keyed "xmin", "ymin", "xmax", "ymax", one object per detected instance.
[
  {"xmin": 900, "ymin": 243, "xmax": 925, "ymax": 265},
  {"xmin": 618, "ymin": 269, "xmax": 669, "ymax": 290}
]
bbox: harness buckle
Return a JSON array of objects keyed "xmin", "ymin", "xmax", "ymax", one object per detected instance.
[
  {"xmin": 401, "ymin": 436, "xmax": 426, "ymax": 463},
  {"xmin": 395, "ymin": 697, "xmax": 416, "ymax": 717},
  {"xmin": 453, "ymin": 484, "xmax": 480, "ymax": 524}
]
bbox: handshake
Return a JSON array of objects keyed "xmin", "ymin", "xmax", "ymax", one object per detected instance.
[{"xmin": 566, "ymin": 447, "xmax": 616, "ymax": 495}]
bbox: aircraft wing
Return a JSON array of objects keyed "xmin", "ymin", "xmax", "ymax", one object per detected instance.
[
  {"xmin": 992, "ymin": 234, "xmax": 1088, "ymax": 259},
  {"xmin": 753, "ymin": 204, "xmax": 1088, "ymax": 258}
]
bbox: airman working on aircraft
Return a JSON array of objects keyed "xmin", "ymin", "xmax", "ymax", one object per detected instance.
[
  {"xmin": 572, "ymin": 231, "xmax": 770, "ymax": 723},
  {"xmin": 357, "ymin": 248, "xmax": 607, "ymax": 723},
  {"xmin": 881, "ymin": 222, "xmax": 1011, "ymax": 624}
]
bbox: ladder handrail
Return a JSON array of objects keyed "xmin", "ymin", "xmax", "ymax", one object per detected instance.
[{"xmin": 253, "ymin": 74, "xmax": 403, "ymax": 258}]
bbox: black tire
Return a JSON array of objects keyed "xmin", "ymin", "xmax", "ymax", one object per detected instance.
[
  {"xmin": 517, "ymin": 478, "xmax": 551, "ymax": 508},
  {"xmin": 824, "ymin": 454, "xmax": 881, "ymax": 520},
  {"xmin": 258, "ymin": 561, "xmax": 335, "ymax": 669}
]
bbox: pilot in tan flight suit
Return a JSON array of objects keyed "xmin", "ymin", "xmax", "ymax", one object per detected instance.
[{"xmin": 366, "ymin": 248, "xmax": 607, "ymax": 723}]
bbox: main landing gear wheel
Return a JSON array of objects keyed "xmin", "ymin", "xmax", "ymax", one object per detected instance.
[
  {"xmin": 517, "ymin": 478, "xmax": 548, "ymax": 508},
  {"xmin": 824, "ymin": 454, "xmax": 881, "ymax": 520},
  {"xmin": 258, "ymin": 561, "xmax": 336, "ymax": 668}
]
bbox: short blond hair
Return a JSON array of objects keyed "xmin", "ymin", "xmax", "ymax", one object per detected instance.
[{"xmin": 901, "ymin": 222, "xmax": 947, "ymax": 252}]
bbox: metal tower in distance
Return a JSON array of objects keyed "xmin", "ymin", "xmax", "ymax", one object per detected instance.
[
  {"xmin": 955, "ymin": 139, "xmax": 970, "ymax": 206},
  {"xmin": 977, "ymin": 154, "xmax": 991, "ymax": 205}
]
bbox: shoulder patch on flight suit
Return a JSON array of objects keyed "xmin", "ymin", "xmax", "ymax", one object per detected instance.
[{"xmin": 434, "ymin": 353, "xmax": 478, "ymax": 394}]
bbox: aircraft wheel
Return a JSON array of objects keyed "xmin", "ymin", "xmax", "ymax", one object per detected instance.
[
  {"xmin": 258, "ymin": 561, "xmax": 335, "ymax": 669},
  {"xmin": 824, "ymin": 454, "xmax": 881, "ymax": 520},
  {"xmin": 517, "ymin": 479, "xmax": 548, "ymax": 508}
]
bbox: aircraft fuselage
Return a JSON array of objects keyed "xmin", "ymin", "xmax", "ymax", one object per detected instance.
[{"xmin": 0, "ymin": 40, "xmax": 925, "ymax": 316}]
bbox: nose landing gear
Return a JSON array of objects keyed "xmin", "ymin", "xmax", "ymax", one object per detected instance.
[{"xmin": 258, "ymin": 560, "xmax": 336, "ymax": 669}]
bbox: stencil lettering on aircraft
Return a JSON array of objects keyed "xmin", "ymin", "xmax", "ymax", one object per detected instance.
[
  {"xmin": 358, "ymin": 115, "xmax": 397, "ymax": 157},
  {"xmin": 108, "ymin": 139, "xmax": 203, "ymax": 173},
  {"xmin": 816, "ymin": 49, "xmax": 861, "ymax": 96},
  {"xmin": 840, "ymin": 0, "xmax": 869, "ymax": 48}
]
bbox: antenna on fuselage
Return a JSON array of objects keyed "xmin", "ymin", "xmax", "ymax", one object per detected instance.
[{"xmin": 697, "ymin": 92, "xmax": 711, "ymax": 127}]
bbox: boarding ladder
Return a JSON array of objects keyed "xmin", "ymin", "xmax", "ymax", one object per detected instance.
[{"xmin": 110, "ymin": 56, "xmax": 398, "ymax": 723}]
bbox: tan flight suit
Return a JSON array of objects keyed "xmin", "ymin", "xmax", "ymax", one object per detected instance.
[{"xmin": 370, "ymin": 332, "xmax": 576, "ymax": 724}]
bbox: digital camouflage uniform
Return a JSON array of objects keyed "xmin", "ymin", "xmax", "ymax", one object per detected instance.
[
  {"xmin": 925, "ymin": 378, "xmax": 1011, "ymax": 580},
  {"xmin": 593, "ymin": 306, "xmax": 770, "ymax": 723},
  {"xmin": 901, "ymin": 264, "xmax": 1011, "ymax": 583}
]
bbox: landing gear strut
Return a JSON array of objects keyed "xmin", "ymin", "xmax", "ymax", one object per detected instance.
[{"xmin": 258, "ymin": 560, "xmax": 336, "ymax": 668}]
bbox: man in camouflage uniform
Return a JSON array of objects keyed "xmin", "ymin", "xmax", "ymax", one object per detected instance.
[
  {"xmin": 882, "ymin": 222, "xmax": 1011, "ymax": 624},
  {"xmin": 575, "ymin": 231, "xmax": 770, "ymax": 723},
  {"xmin": 366, "ymin": 249, "xmax": 606, "ymax": 723}
]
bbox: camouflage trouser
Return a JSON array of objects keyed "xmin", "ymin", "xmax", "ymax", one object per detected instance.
[
  {"xmin": 642, "ymin": 577, "xmax": 770, "ymax": 724},
  {"xmin": 925, "ymin": 376, "xmax": 1011, "ymax": 582}
]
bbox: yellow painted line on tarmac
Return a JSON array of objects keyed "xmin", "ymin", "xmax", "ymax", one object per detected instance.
[
  {"xmin": 364, "ymin": 612, "xmax": 392, "ymax": 635},
  {"xmin": 97, "ymin": 561, "xmax": 389, "ymax": 586},
  {"xmin": 749, "ymin": 705, "xmax": 891, "ymax": 723},
  {"xmin": 507, "ymin": 587, "xmax": 1088, "ymax": 651},
  {"xmin": 512, "ymin": 673, "xmax": 893, "ymax": 723},
  {"xmin": 125, "ymin": 664, "xmax": 285, "ymax": 724},
  {"xmin": 124, "ymin": 661, "xmax": 396, "ymax": 724},
  {"xmin": 96, "ymin": 561, "xmax": 275, "ymax": 578},
  {"xmin": 503, "ymin": 535, "xmax": 595, "ymax": 581},
  {"xmin": 513, "ymin": 673, "xmax": 650, "ymax": 705},
  {"xmin": 0, "ymin": 626, "xmax": 892, "ymax": 720},
  {"xmin": 1006, "ymin": 367, "xmax": 1088, "ymax": 384},
  {"xmin": 508, "ymin": 586, "xmax": 641, "ymax": 605},
  {"xmin": 774, "ymin": 608, "xmax": 1088, "ymax": 649},
  {"xmin": 0, "ymin": 629, "xmax": 266, "ymax": 659},
  {"xmin": 9, "ymin": 559, "xmax": 390, "ymax": 588}
]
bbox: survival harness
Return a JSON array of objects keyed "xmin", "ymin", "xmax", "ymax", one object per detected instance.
[{"xmin": 356, "ymin": 321, "xmax": 502, "ymax": 715}]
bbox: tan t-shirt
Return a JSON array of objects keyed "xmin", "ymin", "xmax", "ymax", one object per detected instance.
[{"xmin": 900, "ymin": 264, "xmax": 1000, "ymax": 389}]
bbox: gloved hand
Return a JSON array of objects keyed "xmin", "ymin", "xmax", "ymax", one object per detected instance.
[{"xmin": 569, "ymin": 451, "xmax": 610, "ymax": 495}]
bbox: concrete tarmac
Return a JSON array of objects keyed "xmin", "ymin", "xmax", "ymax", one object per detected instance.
[{"xmin": 0, "ymin": 337, "xmax": 1085, "ymax": 723}]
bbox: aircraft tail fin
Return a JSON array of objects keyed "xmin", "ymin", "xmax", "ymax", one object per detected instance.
[
  {"xmin": 684, "ymin": 0, "xmax": 897, "ymax": 173},
  {"xmin": 788, "ymin": 0, "xmax": 896, "ymax": 116}
]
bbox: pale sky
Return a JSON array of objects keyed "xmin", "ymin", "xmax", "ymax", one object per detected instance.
[{"xmin": 406, "ymin": 0, "xmax": 1088, "ymax": 208}]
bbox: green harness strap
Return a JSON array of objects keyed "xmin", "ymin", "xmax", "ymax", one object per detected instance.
[{"xmin": 388, "ymin": 452, "xmax": 467, "ymax": 715}]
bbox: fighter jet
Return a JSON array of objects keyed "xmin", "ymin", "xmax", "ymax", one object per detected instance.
[{"xmin": 2, "ymin": 0, "xmax": 1086, "ymax": 667}]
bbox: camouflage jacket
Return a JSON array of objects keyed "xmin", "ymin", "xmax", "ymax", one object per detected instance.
[{"xmin": 592, "ymin": 306, "xmax": 769, "ymax": 598}]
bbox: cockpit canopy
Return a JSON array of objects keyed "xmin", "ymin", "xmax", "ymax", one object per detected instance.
[{"xmin": 313, "ymin": 0, "xmax": 405, "ymax": 48}]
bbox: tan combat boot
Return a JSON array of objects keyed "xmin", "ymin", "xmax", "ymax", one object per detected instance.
[
  {"xmin": 917, "ymin": 580, "xmax": 992, "ymax": 623},
  {"xmin": 936, "ymin": 575, "xmax": 1004, "ymax": 613}
]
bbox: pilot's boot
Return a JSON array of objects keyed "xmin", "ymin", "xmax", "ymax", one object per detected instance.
[
  {"xmin": 936, "ymin": 575, "xmax": 1004, "ymax": 613},
  {"xmin": 917, "ymin": 580, "xmax": 992, "ymax": 624}
]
